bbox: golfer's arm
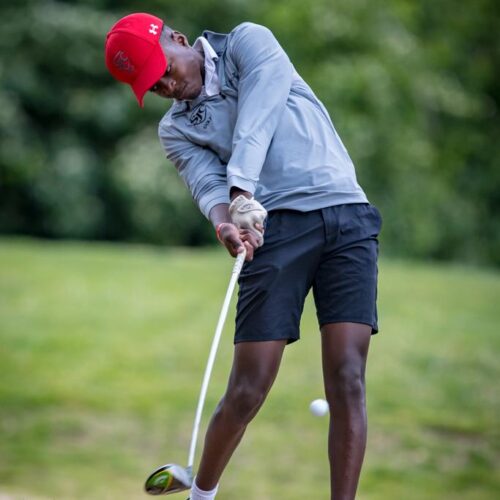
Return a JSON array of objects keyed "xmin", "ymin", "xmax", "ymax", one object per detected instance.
[
  {"xmin": 208, "ymin": 203, "xmax": 231, "ymax": 229},
  {"xmin": 227, "ymin": 23, "xmax": 292, "ymax": 195},
  {"xmin": 159, "ymin": 128, "xmax": 230, "ymax": 220}
]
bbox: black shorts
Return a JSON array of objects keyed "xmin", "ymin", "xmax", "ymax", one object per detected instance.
[{"xmin": 235, "ymin": 203, "xmax": 382, "ymax": 344}]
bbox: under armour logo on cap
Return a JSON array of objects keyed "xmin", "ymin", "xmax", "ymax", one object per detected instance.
[{"xmin": 149, "ymin": 24, "xmax": 159, "ymax": 35}]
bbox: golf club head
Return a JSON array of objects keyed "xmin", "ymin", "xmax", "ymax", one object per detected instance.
[{"xmin": 144, "ymin": 463, "xmax": 192, "ymax": 495}]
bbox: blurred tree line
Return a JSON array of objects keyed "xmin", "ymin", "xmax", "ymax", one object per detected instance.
[{"xmin": 0, "ymin": 0, "xmax": 498, "ymax": 264}]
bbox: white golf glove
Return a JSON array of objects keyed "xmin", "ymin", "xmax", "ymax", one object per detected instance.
[{"xmin": 229, "ymin": 195, "xmax": 267, "ymax": 247}]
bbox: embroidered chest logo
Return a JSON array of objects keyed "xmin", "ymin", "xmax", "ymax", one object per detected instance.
[
  {"xmin": 189, "ymin": 104, "xmax": 212, "ymax": 129},
  {"xmin": 113, "ymin": 51, "xmax": 135, "ymax": 74}
]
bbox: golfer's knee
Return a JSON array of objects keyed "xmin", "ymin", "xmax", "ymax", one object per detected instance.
[
  {"xmin": 326, "ymin": 362, "xmax": 365, "ymax": 403},
  {"xmin": 223, "ymin": 382, "xmax": 267, "ymax": 424}
]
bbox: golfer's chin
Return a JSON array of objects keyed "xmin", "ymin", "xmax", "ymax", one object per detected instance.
[
  {"xmin": 183, "ymin": 83, "xmax": 203, "ymax": 101},
  {"xmin": 159, "ymin": 83, "xmax": 203, "ymax": 102}
]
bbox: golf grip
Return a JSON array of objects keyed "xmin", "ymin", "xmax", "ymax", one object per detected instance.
[{"xmin": 187, "ymin": 249, "xmax": 246, "ymax": 471}]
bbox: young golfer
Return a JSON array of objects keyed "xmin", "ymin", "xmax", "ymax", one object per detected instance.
[{"xmin": 105, "ymin": 12, "xmax": 382, "ymax": 500}]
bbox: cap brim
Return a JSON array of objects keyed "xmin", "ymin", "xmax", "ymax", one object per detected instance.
[{"xmin": 131, "ymin": 43, "xmax": 167, "ymax": 107}]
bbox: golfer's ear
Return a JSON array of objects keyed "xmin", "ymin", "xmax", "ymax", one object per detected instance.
[{"xmin": 171, "ymin": 31, "xmax": 188, "ymax": 46}]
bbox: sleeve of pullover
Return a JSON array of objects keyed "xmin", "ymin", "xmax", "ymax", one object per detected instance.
[
  {"xmin": 159, "ymin": 124, "xmax": 230, "ymax": 219},
  {"xmin": 226, "ymin": 23, "xmax": 293, "ymax": 195}
]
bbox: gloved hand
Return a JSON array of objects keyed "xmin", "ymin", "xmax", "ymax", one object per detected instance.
[{"xmin": 228, "ymin": 195, "xmax": 267, "ymax": 247}]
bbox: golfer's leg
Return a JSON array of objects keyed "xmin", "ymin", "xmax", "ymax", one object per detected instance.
[
  {"xmin": 321, "ymin": 322, "xmax": 371, "ymax": 500},
  {"xmin": 195, "ymin": 339, "xmax": 287, "ymax": 491}
]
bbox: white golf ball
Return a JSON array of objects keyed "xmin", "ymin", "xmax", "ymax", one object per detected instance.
[{"xmin": 309, "ymin": 398, "xmax": 329, "ymax": 417}]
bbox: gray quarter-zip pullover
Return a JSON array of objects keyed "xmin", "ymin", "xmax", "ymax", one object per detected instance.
[{"xmin": 158, "ymin": 22, "xmax": 368, "ymax": 219}]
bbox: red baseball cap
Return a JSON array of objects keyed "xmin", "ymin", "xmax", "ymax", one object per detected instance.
[{"xmin": 105, "ymin": 13, "xmax": 167, "ymax": 107}]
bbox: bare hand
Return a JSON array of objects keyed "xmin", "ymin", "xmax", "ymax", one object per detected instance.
[
  {"xmin": 239, "ymin": 228, "xmax": 263, "ymax": 256},
  {"xmin": 218, "ymin": 223, "xmax": 258, "ymax": 261}
]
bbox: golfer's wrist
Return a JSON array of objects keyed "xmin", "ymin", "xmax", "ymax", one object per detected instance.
[
  {"xmin": 230, "ymin": 188, "xmax": 252, "ymax": 201},
  {"xmin": 216, "ymin": 222, "xmax": 232, "ymax": 243}
]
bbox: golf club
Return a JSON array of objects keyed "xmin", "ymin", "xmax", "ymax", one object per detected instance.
[{"xmin": 145, "ymin": 249, "xmax": 247, "ymax": 495}]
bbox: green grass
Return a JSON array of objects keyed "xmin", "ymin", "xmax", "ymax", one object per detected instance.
[{"xmin": 0, "ymin": 238, "xmax": 499, "ymax": 499}]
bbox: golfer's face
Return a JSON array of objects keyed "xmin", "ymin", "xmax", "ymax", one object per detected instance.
[{"xmin": 149, "ymin": 32, "xmax": 203, "ymax": 101}]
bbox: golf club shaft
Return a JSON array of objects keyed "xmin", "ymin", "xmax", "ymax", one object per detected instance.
[{"xmin": 187, "ymin": 250, "xmax": 246, "ymax": 470}]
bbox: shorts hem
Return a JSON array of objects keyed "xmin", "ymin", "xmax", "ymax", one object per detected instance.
[
  {"xmin": 318, "ymin": 318, "xmax": 379, "ymax": 335},
  {"xmin": 234, "ymin": 336, "xmax": 299, "ymax": 345}
]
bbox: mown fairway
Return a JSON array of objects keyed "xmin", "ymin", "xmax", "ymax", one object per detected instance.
[{"xmin": 0, "ymin": 238, "xmax": 499, "ymax": 499}]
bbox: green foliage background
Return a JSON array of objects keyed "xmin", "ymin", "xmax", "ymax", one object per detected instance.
[{"xmin": 0, "ymin": 0, "xmax": 499, "ymax": 264}]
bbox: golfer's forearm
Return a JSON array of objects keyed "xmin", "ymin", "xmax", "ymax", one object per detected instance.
[{"xmin": 209, "ymin": 204, "xmax": 232, "ymax": 228}]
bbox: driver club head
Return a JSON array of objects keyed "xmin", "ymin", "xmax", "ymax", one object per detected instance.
[{"xmin": 144, "ymin": 463, "xmax": 193, "ymax": 495}]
